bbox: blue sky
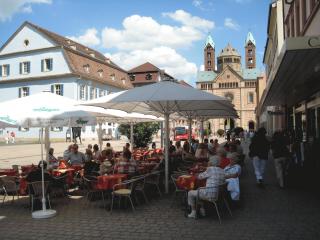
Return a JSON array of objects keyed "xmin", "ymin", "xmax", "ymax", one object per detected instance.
[{"xmin": 0, "ymin": 0, "xmax": 270, "ymax": 85}]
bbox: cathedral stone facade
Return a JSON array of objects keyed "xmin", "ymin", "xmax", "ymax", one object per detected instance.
[{"xmin": 196, "ymin": 32, "xmax": 263, "ymax": 133}]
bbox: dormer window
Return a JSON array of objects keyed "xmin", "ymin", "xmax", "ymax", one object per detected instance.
[
  {"xmin": 66, "ymin": 39, "xmax": 71, "ymax": 44},
  {"xmin": 83, "ymin": 64, "xmax": 90, "ymax": 73},
  {"xmin": 98, "ymin": 69, "xmax": 103, "ymax": 77},
  {"xmin": 146, "ymin": 73, "xmax": 152, "ymax": 80},
  {"xmin": 110, "ymin": 74, "xmax": 115, "ymax": 81},
  {"xmin": 129, "ymin": 74, "xmax": 135, "ymax": 81},
  {"xmin": 70, "ymin": 45, "xmax": 76, "ymax": 50},
  {"xmin": 24, "ymin": 39, "xmax": 29, "ymax": 47},
  {"xmin": 90, "ymin": 53, "xmax": 95, "ymax": 58}
]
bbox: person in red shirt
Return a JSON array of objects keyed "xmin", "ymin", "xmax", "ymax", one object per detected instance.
[{"xmin": 217, "ymin": 147, "xmax": 230, "ymax": 169}]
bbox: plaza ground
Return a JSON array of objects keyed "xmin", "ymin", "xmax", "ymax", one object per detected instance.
[{"xmin": 0, "ymin": 142, "xmax": 320, "ymax": 240}]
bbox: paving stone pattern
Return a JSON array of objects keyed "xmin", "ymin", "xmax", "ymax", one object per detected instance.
[{"xmin": 1, "ymin": 143, "xmax": 320, "ymax": 240}]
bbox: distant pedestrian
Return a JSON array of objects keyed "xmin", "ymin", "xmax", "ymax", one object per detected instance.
[
  {"xmin": 271, "ymin": 131, "xmax": 289, "ymax": 188},
  {"xmin": 10, "ymin": 131, "xmax": 15, "ymax": 144},
  {"xmin": 5, "ymin": 131, "xmax": 10, "ymax": 144},
  {"xmin": 249, "ymin": 127, "xmax": 270, "ymax": 187}
]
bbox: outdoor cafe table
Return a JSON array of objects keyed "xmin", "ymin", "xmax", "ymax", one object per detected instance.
[
  {"xmin": 95, "ymin": 174, "xmax": 127, "ymax": 190},
  {"xmin": 137, "ymin": 162, "xmax": 157, "ymax": 174},
  {"xmin": 0, "ymin": 169, "xmax": 18, "ymax": 176},
  {"xmin": 52, "ymin": 168, "xmax": 76, "ymax": 186},
  {"xmin": 176, "ymin": 175, "xmax": 206, "ymax": 191}
]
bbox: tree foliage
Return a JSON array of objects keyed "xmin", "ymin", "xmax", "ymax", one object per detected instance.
[{"xmin": 118, "ymin": 122, "xmax": 160, "ymax": 148}]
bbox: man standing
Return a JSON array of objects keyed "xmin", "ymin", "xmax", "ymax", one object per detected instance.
[
  {"xmin": 10, "ymin": 131, "xmax": 15, "ymax": 144},
  {"xmin": 5, "ymin": 131, "xmax": 10, "ymax": 144},
  {"xmin": 249, "ymin": 127, "xmax": 270, "ymax": 187}
]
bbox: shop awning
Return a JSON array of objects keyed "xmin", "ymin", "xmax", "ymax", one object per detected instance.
[{"xmin": 261, "ymin": 36, "xmax": 320, "ymax": 109}]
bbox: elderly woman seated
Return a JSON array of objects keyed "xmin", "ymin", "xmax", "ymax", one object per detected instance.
[
  {"xmin": 224, "ymin": 152, "xmax": 242, "ymax": 201},
  {"xmin": 217, "ymin": 147, "xmax": 230, "ymax": 169},
  {"xmin": 187, "ymin": 155, "xmax": 225, "ymax": 218}
]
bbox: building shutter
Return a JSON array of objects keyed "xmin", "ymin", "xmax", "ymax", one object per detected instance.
[
  {"xmin": 19, "ymin": 63, "xmax": 22, "ymax": 74},
  {"xmin": 60, "ymin": 84, "xmax": 64, "ymax": 96},
  {"xmin": 49, "ymin": 58, "xmax": 53, "ymax": 71},
  {"xmin": 7, "ymin": 65, "xmax": 10, "ymax": 76},
  {"xmin": 41, "ymin": 60, "xmax": 44, "ymax": 72},
  {"xmin": 26, "ymin": 87, "xmax": 30, "ymax": 96},
  {"xmin": 51, "ymin": 85, "xmax": 54, "ymax": 93},
  {"xmin": 0, "ymin": 65, "xmax": 2, "ymax": 77},
  {"xmin": 86, "ymin": 86, "xmax": 88, "ymax": 100},
  {"xmin": 27, "ymin": 62, "xmax": 30, "ymax": 73},
  {"xmin": 18, "ymin": 88, "xmax": 21, "ymax": 98}
]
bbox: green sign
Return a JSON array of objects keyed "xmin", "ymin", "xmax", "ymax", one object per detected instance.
[
  {"xmin": 76, "ymin": 118, "xmax": 88, "ymax": 125},
  {"xmin": 33, "ymin": 107, "xmax": 60, "ymax": 112}
]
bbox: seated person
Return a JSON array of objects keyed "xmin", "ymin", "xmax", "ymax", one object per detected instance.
[
  {"xmin": 208, "ymin": 139, "xmax": 215, "ymax": 155},
  {"xmin": 87, "ymin": 144, "xmax": 93, "ymax": 152},
  {"xmin": 26, "ymin": 161, "xmax": 53, "ymax": 183},
  {"xmin": 195, "ymin": 143, "xmax": 209, "ymax": 161},
  {"xmin": 48, "ymin": 148, "xmax": 59, "ymax": 169},
  {"xmin": 224, "ymin": 153, "xmax": 241, "ymax": 201},
  {"xmin": 99, "ymin": 159, "xmax": 113, "ymax": 175},
  {"xmin": 83, "ymin": 159, "xmax": 100, "ymax": 176},
  {"xmin": 105, "ymin": 142, "xmax": 114, "ymax": 152},
  {"xmin": 84, "ymin": 149, "xmax": 93, "ymax": 162},
  {"xmin": 217, "ymin": 147, "xmax": 230, "ymax": 169},
  {"xmin": 92, "ymin": 144, "xmax": 101, "ymax": 162},
  {"xmin": 175, "ymin": 141, "xmax": 183, "ymax": 155},
  {"xmin": 235, "ymin": 140, "xmax": 244, "ymax": 155},
  {"xmin": 187, "ymin": 156, "xmax": 225, "ymax": 218},
  {"xmin": 63, "ymin": 144, "xmax": 73, "ymax": 160},
  {"xmin": 182, "ymin": 141, "xmax": 195, "ymax": 161},
  {"xmin": 67, "ymin": 144, "xmax": 85, "ymax": 165},
  {"xmin": 169, "ymin": 140, "xmax": 176, "ymax": 155},
  {"xmin": 114, "ymin": 149, "xmax": 137, "ymax": 175}
]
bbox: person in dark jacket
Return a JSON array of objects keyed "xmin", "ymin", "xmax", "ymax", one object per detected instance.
[
  {"xmin": 249, "ymin": 127, "xmax": 270, "ymax": 186},
  {"xmin": 271, "ymin": 131, "xmax": 289, "ymax": 188}
]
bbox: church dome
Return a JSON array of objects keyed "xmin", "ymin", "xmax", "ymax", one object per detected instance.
[{"xmin": 218, "ymin": 43, "xmax": 240, "ymax": 57}]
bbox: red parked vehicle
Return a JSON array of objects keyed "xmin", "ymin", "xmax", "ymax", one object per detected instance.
[{"xmin": 174, "ymin": 127, "xmax": 195, "ymax": 141}]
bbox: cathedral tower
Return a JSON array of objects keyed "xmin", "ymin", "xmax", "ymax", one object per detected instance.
[
  {"xmin": 204, "ymin": 34, "xmax": 215, "ymax": 71},
  {"xmin": 245, "ymin": 32, "xmax": 256, "ymax": 69}
]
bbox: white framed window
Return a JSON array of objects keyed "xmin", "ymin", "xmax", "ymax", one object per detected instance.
[
  {"xmin": 18, "ymin": 127, "xmax": 29, "ymax": 132},
  {"xmin": 0, "ymin": 64, "xmax": 10, "ymax": 77},
  {"xmin": 90, "ymin": 87, "xmax": 96, "ymax": 99},
  {"xmin": 41, "ymin": 58, "xmax": 53, "ymax": 72},
  {"xmin": 99, "ymin": 89, "xmax": 105, "ymax": 98},
  {"xmin": 51, "ymin": 84, "xmax": 63, "ymax": 96},
  {"xmin": 83, "ymin": 64, "xmax": 90, "ymax": 73},
  {"xmin": 20, "ymin": 61, "xmax": 30, "ymax": 74},
  {"xmin": 248, "ymin": 92, "xmax": 254, "ymax": 104},
  {"xmin": 80, "ymin": 85, "xmax": 87, "ymax": 100},
  {"xmin": 145, "ymin": 73, "xmax": 152, "ymax": 80},
  {"xmin": 51, "ymin": 127, "xmax": 63, "ymax": 132},
  {"xmin": 98, "ymin": 69, "xmax": 103, "ymax": 77},
  {"xmin": 19, "ymin": 87, "xmax": 29, "ymax": 98}
]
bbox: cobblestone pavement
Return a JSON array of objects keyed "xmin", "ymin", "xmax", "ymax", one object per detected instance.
[{"xmin": 1, "ymin": 143, "xmax": 320, "ymax": 240}]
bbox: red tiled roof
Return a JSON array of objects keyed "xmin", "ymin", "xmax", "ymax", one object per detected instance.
[{"xmin": 128, "ymin": 62, "xmax": 161, "ymax": 73}]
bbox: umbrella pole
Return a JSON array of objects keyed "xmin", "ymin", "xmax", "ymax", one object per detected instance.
[
  {"xmin": 164, "ymin": 113, "xmax": 170, "ymax": 194},
  {"xmin": 130, "ymin": 123, "xmax": 134, "ymax": 151},
  {"xmin": 32, "ymin": 127, "xmax": 56, "ymax": 219},
  {"xmin": 98, "ymin": 122, "xmax": 103, "ymax": 151},
  {"xmin": 200, "ymin": 120, "xmax": 204, "ymax": 143},
  {"xmin": 188, "ymin": 117, "xmax": 192, "ymax": 144},
  {"xmin": 160, "ymin": 122, "xmax": 163, "ymax": 149}
]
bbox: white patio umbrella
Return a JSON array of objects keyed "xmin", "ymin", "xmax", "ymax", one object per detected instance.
[
  {"xmin": 82, "ymin": 80, "xmax": 236, "ymax": 193},
  {"xmin": 0, "ymin": 92, "xmax": 153, "ymax": 219}
]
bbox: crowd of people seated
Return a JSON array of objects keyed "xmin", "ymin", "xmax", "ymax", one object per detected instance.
[{"xmin": 169, "ymin": 137, "xmax": 244, "ymax": 219}]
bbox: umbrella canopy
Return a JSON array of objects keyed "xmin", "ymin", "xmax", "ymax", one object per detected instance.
[
  {"xmin": 83, "ymin": 81, "xmax": 234, "ymax": 116},
  {"xmin": 82, "ymin": 80, "xmax": 237, "ymax": 194}
]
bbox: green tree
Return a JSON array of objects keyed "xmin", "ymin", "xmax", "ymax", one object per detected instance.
[{"xmin": 118, "ymin": 122, "xmax": 160, "ymax": 148}]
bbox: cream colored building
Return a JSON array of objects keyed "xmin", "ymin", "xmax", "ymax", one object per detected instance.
[{"xmin": 196, "ymin": 33, "xmax": 263, "ymax": 133}]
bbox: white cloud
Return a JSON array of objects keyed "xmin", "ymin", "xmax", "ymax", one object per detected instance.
[
  {"xmin": 224, "ymin": 18, "xmax": 240, "ymax": 31},
  {"xmin": 101, "ymin": 10, "xmax": 214, "ymax": 51},
  {"xmin": 0, "ymin": 0, "xmax": 51, "ymax": 22},
  {"xmin": 162, "ymin": 9, "xmax": 214, "ymax": 31},
  {"xmin": 192, "ymin": 0, "xmax": 214, "ymax": 11},
  {"xmin": 105, "ymin": 46, "xmax": 198, "ymax": 82},
  {"xmin": 67, "ymin": 28, "xmax": 101, "ymax": 47}
]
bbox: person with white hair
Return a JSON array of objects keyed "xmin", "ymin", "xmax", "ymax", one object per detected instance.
[
  {"xmin": 224, "ymin": 152, "xmax": 242, "ymax": 201},
  {"xmin": 187, "ymin": 155, "xmax": 225, "ymax": 218}
]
